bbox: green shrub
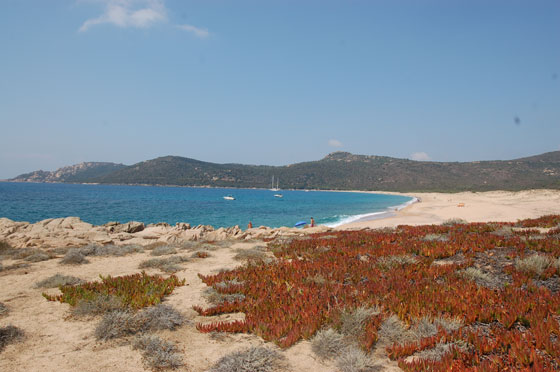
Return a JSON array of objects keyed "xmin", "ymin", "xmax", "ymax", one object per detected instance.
[{"xmin": 43, "ymin": 272, "xmax": 185, "ymax": 309}]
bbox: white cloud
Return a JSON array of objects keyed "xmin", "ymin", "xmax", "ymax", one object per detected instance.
[
  {"xmin": 79, "ymin": 0, "xmax": 167, "ymax": 32},
  {"xmin": 176, "ymin": 24, "xmax": 209, "ymax": 38},
  {"xmin": 328, "ymin": 139, "xmax": 343, "ymax": 148},
  {"xmin": 410, "ymin": 152, "xmax": 431, "ymax": 161}
]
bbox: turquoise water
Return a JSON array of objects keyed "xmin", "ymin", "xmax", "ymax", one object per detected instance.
[{"xmin": 0, "ymin": 182, "xmax": 413, "ymax": 228}]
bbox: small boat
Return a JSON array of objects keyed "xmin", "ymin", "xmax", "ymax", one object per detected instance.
[
  {"xmin": 274, "ymin": 194, "xmax": 283, "ymax": 198},
  {"xmin": 223, "ymin": 195, "xmax": 235, "ymax": 200}
]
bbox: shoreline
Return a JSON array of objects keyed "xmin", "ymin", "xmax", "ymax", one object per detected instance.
[{"xmin": 338, "ymin": 189, "xmax": 560, "ymax": 230}]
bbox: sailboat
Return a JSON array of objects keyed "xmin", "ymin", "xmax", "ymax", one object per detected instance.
[
  {"xmin": 270, "ymin": 176, "xmax": 279, "ymax": 191},
  {"xmin": 272, "ymin": 176, "xmax": 283, "ymax": 197}
]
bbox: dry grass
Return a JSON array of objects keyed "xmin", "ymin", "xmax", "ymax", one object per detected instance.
[
  {"xmin": 442, "ymin": 218, "xmax": 468, "ymax": 226},
  {"xmin": 412, "ymin": 342, "xmax": 454, "ymax": 362},
  {"xmin": 34, "ymin": 273, "xmax": 84, "ymax": 288},
  {"xmin": 0, "ymin": 302, "xmax": 7, "ymax": 316},
  {"xmin": 139, "ymin": 255, "xmax": 189, "ymax": 273},
  {"xmin": 335, "ymin": 346, "xmax": 379, "ymax": 372},
  {"xmin": 311, "ymin": 328, "xmax": 346, "ymax": 360},
  {"xmin": 71, "ymin": 294, "xmax": 125, "ymax": 317},
  {"xmin": 24, "ymin": 252, "xmax": 52, "ymax": 262},
  {"xmin": 203, "ymin": 288, "xmax": 245, "ymax": 305},
  {"xmin": 60, "ymin": 249, "xmax": 90, "ymax": 265},
  {"xmin": 133, "ymin": 335, "xmax": 183, "ymax": 370},
  {"xmin": 515, "ymin": 254, "xmax": 553, "ymax": 276},
  {"xmin": 460, "ymin": 267, "xmax": 502, "ymax": 289},
  {"xmin": 209, "ymin": 346, "xmax": 285, "ymax": 372},
  {"xmin": 137, "ymin": 304, "xmax": 184, "ymax": 331},
  {"xmin": 233, "ymin": 246, "xmax": 274, "ymax": 264},
  {"xmin": 150, "ymin": 245, "xmax": 177, "ymax": 256},
  {"xmin": 378, "ymin": 315, "xmax": 412, "ymax": 345},
  {"xmin": 0, "ymin": 240, "xmax": 13, "ymax": 255},
  {"xmin": 422, "ymin": 234, "xmax": 449, "ymax": 242},
  {"xmin": 80, "ymin": 244, "xmax": 144, "ymax": 257},
  {"xmin": 93, "ymin": 304, "xmax": 184, "ymax": 339},
  {"xmin": 377, "ymin": 255, "xmax": 417, "ymax": 269},
  {"xmin": 94, "ymin": 310, "xmax": 142, "ymax": 340},
  {"xmin": 0, "ymin": 325, "xmax": 24, "ymax": 353},
  {"xmin": 339, "ymin": 306, "xmax": 381, "ymax": 338}
]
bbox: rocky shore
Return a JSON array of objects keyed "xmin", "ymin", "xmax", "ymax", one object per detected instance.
[{"xmin": 0, "ymin": 217, "xmax": 332, "ymax": 248}]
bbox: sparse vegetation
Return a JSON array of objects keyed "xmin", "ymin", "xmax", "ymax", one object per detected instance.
[
  {"xmin": 335, "ymin": 346, "xmax": 378, "ymax": 372},
  {"xmin": 377, "ymin": 255, "xmax": 417, "ymax": 269},
  {"xmin": 139, "ymin": 255, "xmax": 189, "ymax": 273},
  {"xmin": 60, "ymin": 248, "xmax": 89, "ymax": 265},
  {"xmin": 24, "ymin": 252, "xmax": 51, "ymax": 262},
  {"xmin": 71, "ymin": 294, "xmax": 125, "ymax": 316},
  {"xmin": 339, "ymin": 306, "xmax": 380, "ymax": 339},
  {"xmin": 311, "ymin": 328, "xmax": 346, "ymax": 359},
  {"xmin": 514, "ymin": 254, "xmax": 553, "ymax": 276},
  {"xmin": 190, "ymin": 250, "xmax": 211, "ymax": 259},
  {"xmin": 0, "ymin": 240, "xmax": 15, "ymax": 256},
  {"xmin": 203, "ymin": 288, "xmax": 245, "ymax": 305},
  {"xmin": 233, "ymin": 246, "xmax": 273, "ymax": 264},
  {"xmin": 0, "ymin": 302, "xmax": 7, "ymax": 316},
  {"xmin": 209, "ymin": 346, "xmax": 285, "ymax": 372},
  {"xmin": 442, "ymin": 218, "xmax": 468, "ymax": 226},
  {"xmin": 460, "ymin": 267, "xmax": 502, "ymax": 288},
  {"xmin": 95, "ymin": 310, "xmax": 142, "ymax": 340},
  {"xmin": 150, "ymin": 245, "xmax": 177, "ymax": 256},
  {"xmin": 133, "ymin": 335, "xmax": 183, "ymax": 370},
  {"xmin": 137, "ymin": 304, "xmax": 184, "ymax": 331},
  {"xmin": 79, "ymin": 243, "xmax": 144, "ymax": 257},
  {"xmin": 34, "ymin": 273, "xmax": 84, "ymax": 288},
  {"xmin": 422, "ymin": 233, "xmax": 448, "ymax": 242},
  {"xmin": 0, "ymin": 325, "xmax": 24, "ymax": 353}
]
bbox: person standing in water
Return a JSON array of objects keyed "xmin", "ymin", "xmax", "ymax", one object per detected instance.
[
  {"xmin": 247, "ymin": 221, "xmax": 253, "ymax": 229},
  {"xmin": 310, "ymin": 217, "xmax": 315, "ymax": 227}
]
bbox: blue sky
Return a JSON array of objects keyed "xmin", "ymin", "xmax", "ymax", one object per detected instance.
[{"xmin": 0, "ymin": 0, "xmax": 559, "ymax": 178}]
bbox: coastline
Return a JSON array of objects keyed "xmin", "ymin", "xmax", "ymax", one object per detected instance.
[{"xmin": 338, "ymin": 189, "xmax": 560, "ymax": 229}]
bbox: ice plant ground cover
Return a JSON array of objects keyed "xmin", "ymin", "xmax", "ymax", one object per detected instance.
[
  {"xmin": 44, "ymin": 272, "xmax": 185, "ymax": 309},
  {"xmin": 195, "ymin": 215, "xmax": 560, "ymax": 371}
]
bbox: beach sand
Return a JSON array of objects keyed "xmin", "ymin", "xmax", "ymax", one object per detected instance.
[
  {"xmin": 341, "ymin": 189, "xmax": 560, "ymax": 229},
  {"xmin": 1, "ymin": 189, "xmax": 559, "ymax": 371}
]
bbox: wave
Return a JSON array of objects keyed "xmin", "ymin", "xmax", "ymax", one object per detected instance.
[{"xmin": 323, "ymin": 196, "xmax": 418, "ymax": 228}]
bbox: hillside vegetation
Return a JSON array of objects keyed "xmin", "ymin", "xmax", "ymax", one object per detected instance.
[{"xmin": 11, "ymin": 151, "xmax": 560, "ymax": 192}]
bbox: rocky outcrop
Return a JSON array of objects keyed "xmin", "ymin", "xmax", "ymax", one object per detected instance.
[{"xmin": 0, "ymin": 217, "xmax": 332, "ymax": 248}]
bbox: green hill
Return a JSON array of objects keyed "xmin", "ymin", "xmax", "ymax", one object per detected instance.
[{"xmin": 90, "ymin": 151, "xmax": 560, "ymax": 192}]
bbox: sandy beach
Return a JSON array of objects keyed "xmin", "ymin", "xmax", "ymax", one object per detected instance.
[
  {"xmin": 1, "ymin": 189, "xmax": 559, "ymax": 372},
  {"xmin": 341, "ymin": 189, "xmax": 560, "ymax": 229}
]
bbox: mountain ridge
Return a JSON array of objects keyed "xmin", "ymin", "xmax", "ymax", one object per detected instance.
[{"xmin": 9, "ymin": 151, "xmax": 560, "ymax": 192}]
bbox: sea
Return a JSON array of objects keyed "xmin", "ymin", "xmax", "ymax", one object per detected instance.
[{"xmin": 0, "ymin": 182, "xmax": 415, "ymax": 228}]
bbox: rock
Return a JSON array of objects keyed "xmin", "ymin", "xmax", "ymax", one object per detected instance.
[
  {"xmin": 176, "ymin": 222, "xmax": 191, "ymax": 230},
  {"xmin": 111, "ymin": 221, "xmax": 145, "ymax": 234}
]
